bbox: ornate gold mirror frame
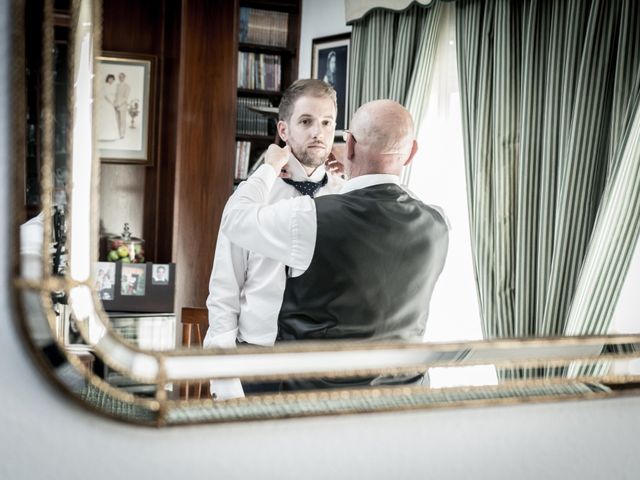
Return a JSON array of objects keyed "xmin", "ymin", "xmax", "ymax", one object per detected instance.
[{"xmin": 12, "ymin": 0, "xmax": 640, "ymax": 427}]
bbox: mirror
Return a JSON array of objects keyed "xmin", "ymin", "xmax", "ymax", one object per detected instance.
[{"xmin": 14, "ymin": 0, "xmax": 640, "ymax": 425}]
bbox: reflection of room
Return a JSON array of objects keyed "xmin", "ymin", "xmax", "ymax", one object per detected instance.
[
  {"xmin": 9, "ymin": 0, "xmax": 640, "ymax": 477},
  {"xmin": 92, "ymin": 0, "xmax": 640, "ymax": 355},
  {"xmin": 20, "ymin": 0, "xmax": 640, "ymax": 392},
  {"xmin": 19, "ymin": 0, "xmax": 640, "ymax": 375}
]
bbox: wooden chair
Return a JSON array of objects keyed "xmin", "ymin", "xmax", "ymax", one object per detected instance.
[
  {"xmin": 181, "ymin": 307, "xmax": 209, "ymax": 348},
  {"xmin": 180, "ymin": 307, "xmax": 210, "ymax": 399}
]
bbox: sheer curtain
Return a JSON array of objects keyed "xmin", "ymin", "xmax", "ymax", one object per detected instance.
[
  {"xmin": 406, "ymin": 3, "xmax": 493, "ymax": 387},
  {"xmin": 407, "ymin": 3, "xmax": 481, "ymax": 344}
]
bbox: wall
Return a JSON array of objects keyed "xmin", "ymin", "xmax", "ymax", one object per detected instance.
[
  {"xmin": 99, "ymin": 164, "xmax": 145, "ymax": 238},
  {"xmin": 5, "ymin": 3, "xmax": 640, "ymax": 480},
  {"xmin": 298, "ymin": 0, "xmax": 351, "ymax": 79},
  {"xmin": 5, "ymin": 295, "xmax": 640, "ymax": 480}
]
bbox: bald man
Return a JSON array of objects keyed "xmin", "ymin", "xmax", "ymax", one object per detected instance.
[{"xmin": 221, "ymin": 100, "xmax": 449, "ymax": 387}]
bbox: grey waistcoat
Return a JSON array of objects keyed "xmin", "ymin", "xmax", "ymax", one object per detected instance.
[{"xmin": 277, "ymin": 183, "xmax": 449, "ymax": 344}]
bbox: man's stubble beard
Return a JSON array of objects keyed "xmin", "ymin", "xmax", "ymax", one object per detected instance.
[{"xmin": 291, "ymin": 143, "xmax": 328, "ymax": 169}]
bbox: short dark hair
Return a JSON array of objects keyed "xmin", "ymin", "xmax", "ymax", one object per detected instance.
[
  {"xmin": 105, "ymin": 74, "xmax": 115, "ymax": 82},
  {"xmin": 278, "ymin": 79, "xmax": 337, "ymax": 122}
]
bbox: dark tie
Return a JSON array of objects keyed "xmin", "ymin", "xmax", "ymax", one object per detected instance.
[{"xmin": 283, "ymin": 174, "xmax": 328, "ymax": 198}]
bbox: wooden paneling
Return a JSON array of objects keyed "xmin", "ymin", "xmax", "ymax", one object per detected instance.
[
  {"xmin": 101, "ymin": 0, "xmax": 164, "ymax": 54},
  {"xmin": 143, "ymin": 0, "xmax": 181, "ymax": 264},
  {"xmin": 172, "ymin": 0, "xmax": 238, "ymax": 312}
]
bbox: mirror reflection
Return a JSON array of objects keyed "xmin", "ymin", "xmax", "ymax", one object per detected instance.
[{"xmin": 18, "ymin": 0, "xmax": 640, "ymax": 421}]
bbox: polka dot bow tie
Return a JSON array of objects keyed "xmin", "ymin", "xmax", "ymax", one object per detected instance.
[{"xmin": 283, "ymin": 174, "xmax": 328, "ymax": 198}]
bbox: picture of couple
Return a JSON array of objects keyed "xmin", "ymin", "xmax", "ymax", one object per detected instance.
[
  {"xmin": 96, "ymin": 54, "xmax": 154, "ymax": 163},
  {"xmin": 99, "ymin": 72, "xmax": 131, "ymax": 142},
  {"xmin": 94, "ymin": 263, "xmax": 115, "ymax": 300}
]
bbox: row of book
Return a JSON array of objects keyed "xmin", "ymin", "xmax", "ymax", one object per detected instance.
[
  {"xmin": 235, "ymin": 141, "xmax": 251, "ymax": 180},
  {"xmin": 239, "ymin": 7, "xmax": 289, "ymax": 48},
  {"xmin": 234, "ymin": 143, "xmax": 266, "ymax": 182},
  {"xmin": 236, "ymin": 96, "xmax": 275, "ymax": 137},
  {"xmin": 237, "ymin": 52, "xmax": 282, "ymax": 91}
]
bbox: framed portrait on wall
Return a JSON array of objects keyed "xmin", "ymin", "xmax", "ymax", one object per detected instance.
[
  {"xmin": 311, "ymin": 33, "xmax": 350, "ymax": 131},
  {"xmin": 96, "ymin": 52, "xmax": 156, "ymax": 165}
]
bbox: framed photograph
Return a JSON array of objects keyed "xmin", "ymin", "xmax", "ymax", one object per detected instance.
[
  {"xmin": 60, "ymin": 304, "xmax": 83, "ymax": 347},
  {"xmin": 151, "ymin": 264, "xmax": 170, "ymax": 285},
  {"xmin": 94, "ymin": 262, "xmax": 116, "ymax": 301},
  {"xmin": 121, "ymin": 264, "xmax": 147, "ymax": 297},
  {"xmin": 96, "ymin": 52, "xmax": 156, "ymax": 165},
  {"xmin": 311, "ymin": 33, "xmax": 351, "ymax": 131}
]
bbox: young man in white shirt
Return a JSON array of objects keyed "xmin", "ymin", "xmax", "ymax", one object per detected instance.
[
  {"xmin": 203, "ymin": 79, "xmax": 344, "ymax": 399},
  {"xmin": 221, "ymin": 100, "xmax": 449, "ymax": 391}
]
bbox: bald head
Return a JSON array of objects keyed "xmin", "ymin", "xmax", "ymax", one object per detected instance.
[{"xmin": 343, "ymin": 100, "xmax": 418, "ymax": 178}]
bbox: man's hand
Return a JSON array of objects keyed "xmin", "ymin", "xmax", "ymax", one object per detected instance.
[
  {"xmin": 325, "ymin": 152, "xmax": 344, "ymax": 176},
  {"xmin": 265, "ymin": 144, "xmax": 290, "ymax": 175}
]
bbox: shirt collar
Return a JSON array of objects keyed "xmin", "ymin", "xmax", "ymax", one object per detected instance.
[
  {"xmin": 339, "ymin": 174, "xmax": 400, "ymax": 194},
  {"xmin": 286, "ymin": 154, "xmax": 327, "ymax": 182}
]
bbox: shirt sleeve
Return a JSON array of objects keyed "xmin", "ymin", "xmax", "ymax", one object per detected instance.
[
  {"xmin": 209, "ymin": 378, "xmax": 245, "ymax": 401},
  {"xmin": 221, "ymin": 164, "xmax": 317, "ymax": 271},
  {"xmin": 203, "ymin": 231, "xmax": 247, "ymax": 349},
  {"xmin": 203, "ymin": 232, "xmax": 247, "ymax": 400}
]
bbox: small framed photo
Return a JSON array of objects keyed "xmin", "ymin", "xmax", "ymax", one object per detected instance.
[
  {"xmin": 96, "ymin": 52, "xmax": 156, "ymax": 165},
  {"xmin": 151, "ymin": 264, "xmax": 170, "ymax": 285},
  {"xmin": 121, "ymin": 264, "xmax": 147, "ymax": 296},
  {"xmin": 94, "ymin": 262, "xmax": 116, "ymax": 301},
  {"xmin": 60, "ymin": 304, "xmax": 83, "ymax": 347},
  {"xmin": 311, "ymin": 33, "xmax": 351, "ymax": 131}
]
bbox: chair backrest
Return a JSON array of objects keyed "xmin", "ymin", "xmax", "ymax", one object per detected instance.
[
  {"xmin": 181, "ymin": 307, "xmax": 209, "ymax": 347},
  {"xmin": 180, "ymin": 307, "xmax": 210, "ymax": 399}
]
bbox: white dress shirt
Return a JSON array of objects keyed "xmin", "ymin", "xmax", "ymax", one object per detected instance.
[{"xmin": 203, "ymin": 156, "xmax": 342, "ymax": 400}]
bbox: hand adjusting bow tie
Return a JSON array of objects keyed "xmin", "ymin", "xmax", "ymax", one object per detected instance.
[{"xmin": 283, "ymin": 174, "xmax": 328, "ymax": 198}]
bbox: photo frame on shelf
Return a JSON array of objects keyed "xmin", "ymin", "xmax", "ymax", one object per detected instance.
[
  {"xmin": 100, "ymin": 262, "xmax": 176, "ymax": 313},
  {"xmin": 96, "ymin": 52, "xmax": 156, "ymax": 165},
  {"xmin": 311, "ymin": 33, "xmax": 350, "ymax": 131}
]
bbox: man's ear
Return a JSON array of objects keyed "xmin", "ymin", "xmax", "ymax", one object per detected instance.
[
  {"xmin": 403, "ymin": 140, "xmax": 418, "ymax": 166},
  {"xmin": 346, "ymin": 132, "xmax": 356, "ymax": 160},
  {"xmin": 277, "ymin": 120, "xmax": 288, "ymax": 143}
]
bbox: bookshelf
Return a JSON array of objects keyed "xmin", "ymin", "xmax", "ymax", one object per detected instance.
[{"xmin": 234, "ymin": 0, "xmax": 301, "ymax": 182}]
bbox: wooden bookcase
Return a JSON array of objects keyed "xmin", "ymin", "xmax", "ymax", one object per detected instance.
[{"xmin": 234, "ymin": 0, "xmax": 301, "ymax": 182}]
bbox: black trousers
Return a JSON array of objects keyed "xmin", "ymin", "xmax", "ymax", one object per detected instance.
[{"xmin": 237, "ymin": 340, "xmax": 282, "ymax": 395}]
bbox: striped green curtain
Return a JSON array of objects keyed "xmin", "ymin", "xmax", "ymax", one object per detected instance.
[
  {"xmin": 456, "ymin": 0, "xmax": 640, "ymax": 339},
  {"xmin": 348, "ymin": 2, "xmax": 443, "ymax": 138}
]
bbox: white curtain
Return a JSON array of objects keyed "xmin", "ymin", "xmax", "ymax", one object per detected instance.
[{"xmin": 407, "ymin": 4, "xmax": 482, "ymax": 344}]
